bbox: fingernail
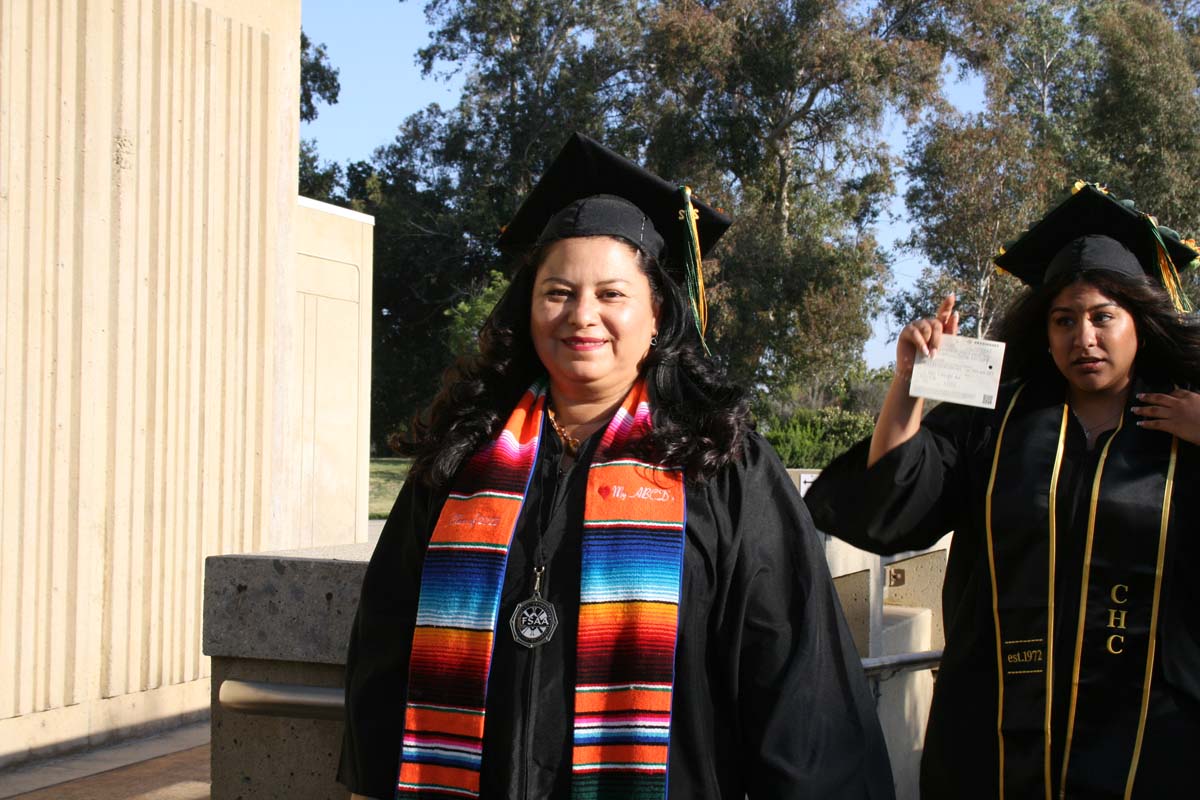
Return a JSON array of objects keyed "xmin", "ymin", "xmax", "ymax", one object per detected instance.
[
  {"xmin": 1136, "ymin": 393, "xmax": 1145, "ymax": 399},
  {"xmin": 930, "ymin": 348, "xmax": 938, "ymax": 359}
]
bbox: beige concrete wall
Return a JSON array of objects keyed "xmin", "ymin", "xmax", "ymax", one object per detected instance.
[
  {"xmin": 293, "ymin": 198, "xmax": 374, "ymax": 547},
  {"xmin": 0, "ymin": 0, "xmax": 301, "ymax": 766}
]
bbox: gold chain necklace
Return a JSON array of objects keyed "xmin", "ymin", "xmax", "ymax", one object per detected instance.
[{"xmin": 546, "ymin": 405, "xmax": 581, "ymax": 456}]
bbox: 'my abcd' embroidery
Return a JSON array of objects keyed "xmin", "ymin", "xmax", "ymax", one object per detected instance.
[{"xmin": 597, "ymin": 484, "xmax": 676, "ymax": 502}]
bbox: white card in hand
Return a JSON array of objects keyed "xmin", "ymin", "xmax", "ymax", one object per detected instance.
[{"xmin": 908, "ymin": 336, "xmax": 1006, "ymax": 409}]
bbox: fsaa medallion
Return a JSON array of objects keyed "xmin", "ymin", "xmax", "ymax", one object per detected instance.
[
  {"xmin": 510, "ymin": 596, "xmax": 558, "ymax": 647},
  {"xmin": 511, "ymin": 564, "xmax": 557, "ymax": 648}
]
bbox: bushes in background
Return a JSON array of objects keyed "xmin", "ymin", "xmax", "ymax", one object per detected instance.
[{"xmin": 760, "ymin": 407, "xmax": 875, "ymax": 470}]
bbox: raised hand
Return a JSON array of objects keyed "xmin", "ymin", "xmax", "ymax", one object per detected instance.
[
  {"xmin": 897, "ymin": 294, "xmax": 959, "ymax": 375},
  {"xmin": 870, "ymin": 294, "xmax": 960, "ymax": 467}
]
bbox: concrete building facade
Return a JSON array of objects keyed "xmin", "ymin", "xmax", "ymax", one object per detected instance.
[{"xmin": 0, "ymin": 0, "xmax": 377, "ymax": 768}]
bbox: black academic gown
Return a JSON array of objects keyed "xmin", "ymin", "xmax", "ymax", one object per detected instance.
[
  {"xmin": 806, "ymin": 377, "xmax": 1200, "ymax": 799},
  {"xmin": 339, "ymin": 423, "xmax": 894, "ymax": 800}
]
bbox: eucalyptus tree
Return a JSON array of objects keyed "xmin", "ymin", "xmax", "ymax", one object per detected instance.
[
  {"xmin": 1078, "ymin": 0, "xmax": 1200, "ymax": 237},
  {"xmin": 640, "ymin": 0, "xmax": 1002, "ymax": 398},
  {"xmin": 901, "ymin": 0, "xmax": 1200, "ymax": 338},
  {"xmin": 895, "ymin": 111, "xmax": 1063, "ymax": 338},
  {"xmin": 364, "ymin": 0, "xmax": 1004, "ymax": 438}
]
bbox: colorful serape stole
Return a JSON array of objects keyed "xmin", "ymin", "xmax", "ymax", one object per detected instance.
[
  {"xmin": 397, "ymin": 383, "xmax": 545, "ymax": 798},
  {"xmin": 571, "ymin": 384, "xmax": 685, "ymax": 800},
  {"xmin": 396, "ymin": 379, "xmax": 686, "ymax": 800}
]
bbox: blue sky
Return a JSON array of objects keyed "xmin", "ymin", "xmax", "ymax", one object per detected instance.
[{"xmin": 300, "ymin": 0, "xmax": 986, "ymax": 369}]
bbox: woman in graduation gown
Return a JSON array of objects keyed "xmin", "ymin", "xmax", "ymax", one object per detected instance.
[
  {"xmin": 806, "ymin": 183, "xmax": 1200, "ymax": 799},
  {"xmin": 338, "ymin": 133, "xmax": 893, "ymax": 800}
]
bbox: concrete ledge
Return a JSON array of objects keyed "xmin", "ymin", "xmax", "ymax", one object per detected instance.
[
  {"xmin": 203, "ymin": 544, "xmax": 372, "ymax": 665},
  {"xmin": 202, "ymin": 530, "xmax": 945, "ymax": 800},
  {"xmin": 210, "ymin": 658, "xmax": 347, "ymax": 800}
]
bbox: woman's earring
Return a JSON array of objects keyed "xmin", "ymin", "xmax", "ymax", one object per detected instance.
[{"xmin": 650, "ymin": 334, "xmax": 659, "ymax": 348}]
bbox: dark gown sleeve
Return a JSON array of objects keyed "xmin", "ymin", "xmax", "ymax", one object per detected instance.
[
  {"xmin": 805, "ymin": 402, "xmax": 979, "ymax": 555},
  {"xmin": 707, "ymin": 434, "xmax": 894, "ymax": 799},
  {"xmin": 337, "ymin": 476, "xmax": 442, "ymax": 798}
]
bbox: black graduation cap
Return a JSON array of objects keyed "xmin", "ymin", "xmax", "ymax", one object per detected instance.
[
  {"xmin": 994, "ymin": 182, "xmax": 1197, "ymax": 310},
  {"xmin": 497, "ymin": 132, "xmax": 731, "ymax": 271},
  {"xmin": 497, "ymin": 132, "xmax": 732, "ymax": 347}
]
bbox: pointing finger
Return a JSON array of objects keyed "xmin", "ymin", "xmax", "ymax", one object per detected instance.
[{"xmin": 936, "ymin": 293, "xmax": 956, "ymax": 323}]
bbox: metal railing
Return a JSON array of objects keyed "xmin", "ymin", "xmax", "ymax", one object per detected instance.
[
  {"xmin": 217, "ymin": 650, "xmax": 943, "ymax": 720},
  {"xmin": 861, "ymin": 649, "xmax": 943, "ymax": 680},
  {"xmin": 218, "ymin": 679, "xmax": 345, "ymax": 720}
]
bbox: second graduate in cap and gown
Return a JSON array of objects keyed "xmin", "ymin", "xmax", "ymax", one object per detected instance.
[
  {"xmin": 338, "ymin": 133, "xmax": 894, "ymax": 800},
  {"xmin": 807, "ymin": 183, "xmax": 1200, "ymax": 799}
]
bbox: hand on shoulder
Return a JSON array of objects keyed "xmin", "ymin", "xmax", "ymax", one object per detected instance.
[{"xmin": 1133, "ymin": 387, "xmax": 1200, "ymax": 445}]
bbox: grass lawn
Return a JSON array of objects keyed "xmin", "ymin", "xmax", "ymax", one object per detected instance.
[{"xmin": 369, "ymin": 458, "xmax": 411, "ymax": 519}]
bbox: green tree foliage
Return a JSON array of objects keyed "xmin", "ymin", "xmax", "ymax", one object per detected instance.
[
  {"xmin": 1078, "ymin": 1, "xmax": 1200, "ymax": 234},
  {"xmin": 355, "ymin": 0, "xmax": 1005, "ymax": 449},
  {"xmin": 300, "ymin": 31, "xmax": 341, "ymax": 123},
  {"xmin": 299, "ymin": 138, "xmax": 345, "ymax": 201},
  {"xmin": 990, "ymin": 0, "xmax": 1098, "ymax": 160},
  {"xmin": 642, "ymin": 0, "xmax": 996, "ymax": 398},
  {"xmin": 902, "ymin": 0, "xmax": 1200, "ymax": 331},
  {"xmin": 756, "ymin": 362, "xmax": 896, "ymax": 418},
  {"xmin": 445, "ymin": 270, "xmax": 511, "ymax": 356},
  {"xmin": 349, "ymin": 118, "xmax": 482, "ymax": 448},
  {"xmin": 302, "ymin": 0, "xmax": 1200, "ymax": 452},
  {"xmin": 896, "ymin": 110, "xmax": 1063, "ymax": 337},
  {"xmin": 299, "ymin": 31, "xmax": 345, "ymax": 201},
  {"xmin": 760, "ymin": 407, "xmax": 877, "ymax": 468},
  {"xmin": 840, "ymin": 365, "xmax": 897, "ymax": 414}
]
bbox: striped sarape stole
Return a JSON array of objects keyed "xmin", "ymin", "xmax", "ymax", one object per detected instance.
[{"xmin": 397, "ymin": 378, "xmax": 686, "ymax": 799}]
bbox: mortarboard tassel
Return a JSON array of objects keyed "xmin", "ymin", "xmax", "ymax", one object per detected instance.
[
  {"xmin": 679, "ymin": 186, "xmax": 711, "ymax": 354},
  {"xmin": 1075, "ymin": 181, "xmax": 1193, "ymax": 312},
  {"xmin": 1148, "ymin": 220, "xmax": 1194, "ymax": 313}
]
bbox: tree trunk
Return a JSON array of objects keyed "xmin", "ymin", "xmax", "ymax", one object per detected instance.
[{"xmin": 774, "ymin": 135, "xmax": 792, "ymax": 235}]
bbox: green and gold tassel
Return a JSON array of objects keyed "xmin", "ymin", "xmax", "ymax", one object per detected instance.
[{"xmin": 679, "ymin": 186, "xmax": 710, "ymax": 354}]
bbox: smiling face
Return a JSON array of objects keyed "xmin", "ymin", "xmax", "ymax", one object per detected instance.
[
  {"xmin": 1046, "ymin": 280, "xmax": 1139, "ymax": 400},
  {"xmin": 530, "ymin": 236, "xmax": 660, "ymax": 403}
]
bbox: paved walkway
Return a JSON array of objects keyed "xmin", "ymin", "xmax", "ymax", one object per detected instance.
[
  {"xmin": 6, "ymin": 745, "xmax": 210, "ymax": 800},
  {"xmin": 0, "ymin": 723, "xmax": 210, "ymax": 800}
]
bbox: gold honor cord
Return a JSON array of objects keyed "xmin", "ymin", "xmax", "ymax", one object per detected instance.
[
  {"xmin": 985, "ymin": 387, "xmax": 1067, "ymax": 800},
  {"xmin": 1043, "ymin": 407, "xmax": 1068, "ymax": 800},
  {"xmin": 1058, "ymin": 413, "xmax": 1126, "ymax": 799},
  {"xmin": 1124, "ymin": 435, "xmax": 1177, "ymax": 799},
  {"xmin": 985, "ymin": 385, "xmax": 1026, "ymax": 800},
  {"xmin": 1055, "ymin": 426, "xmax": 1177, "ymax": 799},
  {"xmin": 679, "ymin": 186, "xmax": 710, "ymax": 355}
]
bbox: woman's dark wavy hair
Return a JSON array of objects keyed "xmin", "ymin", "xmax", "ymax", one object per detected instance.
[
  {"xmin": 403, "ymin": 237, "xmax": 752, "ymax": 489},
  {"xmin": 995, "ymin": 268, "xmax": 1200, "ymax": 387}
]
